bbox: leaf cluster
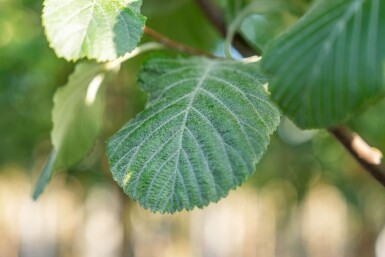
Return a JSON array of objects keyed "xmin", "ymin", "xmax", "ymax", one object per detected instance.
[{"xmin": 34, "ymin": 0, "xmax": 385, "ymax": 213}]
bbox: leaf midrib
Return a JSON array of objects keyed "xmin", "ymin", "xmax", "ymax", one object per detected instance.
[
  {"xmin": 129, "ymin": 61, "xmax": 215, "ymax": 198},
  {"xmin": 79, "ymin": 1, "xmax": 97, "ymax": 56}
]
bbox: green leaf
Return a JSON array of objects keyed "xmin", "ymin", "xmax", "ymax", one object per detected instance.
[
  {"xmin": 52, "ymin": 62, "xmax": 108, "ymax": 169},
  {"xmin": 262, "ymin": 0, "xmax": 385, "ymax": 128},
  {"xmin": 33, "ymin": 62, "xmax": 108, "ymax": 200},
  {"xmin": 32, "ymin": 43, "xmax": 161, "ymax": 200},
  {"xmin": 107, "ymin": 57, "xmax": 280, "ymax": 213},
  {"xmin": 43, "ymin": 0, "xmax": 146, "ymax": 61}
]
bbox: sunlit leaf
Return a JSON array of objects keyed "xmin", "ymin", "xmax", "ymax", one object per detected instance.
[
  {"xmin": 43, "ymin": 0, "xmax": 146, "ymax": 61},
  {"xmin": 107, "ymin": 57, "xmax": 280, "ymax": 213},
  {"xmin": 33, "ymin": 62, "xmax": 108, "ymax": 200},
  {"xmin": 52, "ymin": 62, "xmax": 108, "ymax": 168}
]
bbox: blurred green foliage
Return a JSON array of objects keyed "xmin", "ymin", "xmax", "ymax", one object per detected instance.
[{"xmin": 0, "ymin": 0, "xmax": 73, "ymax": 164}]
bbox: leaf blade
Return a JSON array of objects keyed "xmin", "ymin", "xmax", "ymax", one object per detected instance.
[
  {"xmin": 52, "ymin": 62, "xmax": 107, "ymax": 169},
  {"xmin": 262, "ymin": 0, "xmax": 385, "ymax": 128},
  {"xmin": 43, "ymin": 0, "xmax": 146, "ymax": 61},
  {"xmin": 107, "ymin": 57, "xmax": 280, "ymax": 213}
]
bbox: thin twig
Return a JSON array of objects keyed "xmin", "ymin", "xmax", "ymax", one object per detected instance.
[
  {"xmin": 195, "ymin": 0, "xmax": 385, "ymax": 188},
  {"xmin": 143, "ymin": 26, "xmax": 217, "ymax": 59},
  {"xmin": 194, "ymin": 0, "xmax": 261, "ymax": 57},
  {"xmin": 329, "ymin": 126, "xmax": 385, "ymax": 187}
]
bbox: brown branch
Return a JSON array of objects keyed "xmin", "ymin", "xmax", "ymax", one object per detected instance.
[
  {"xmin": 143, "ymin": 26, "xmax": 217, "ymax": 59},
  {"xmin": 195, "ymin": 0, "xmax": 385, "ymax": 188},
  {"xmin": 194, "ymin": 0, "xmax": 261, "ymax": 57},
  {"xmin": 329, "ymin": 126, "xmax": 385, "ymax": 187},
  {"xmin": 194, "ymin": 0, "xmax": 227, "ymax": 37}
]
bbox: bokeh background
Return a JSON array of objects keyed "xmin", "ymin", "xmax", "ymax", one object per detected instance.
[{"xmin": 2, "ymin": 0, "xmax": 385, "ymax": 256}]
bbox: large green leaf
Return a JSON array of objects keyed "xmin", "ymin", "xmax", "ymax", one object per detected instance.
[
  {"xmin": 262, "ymin": 0, "xmax": 385, "ymax": 128},
  {"xmin": 107, "ymin": 57, "xmax": 280, "ymax": 213},
  {"xmin": 43, "ymin": 0, "xmax": 146, "ymax": 61}
]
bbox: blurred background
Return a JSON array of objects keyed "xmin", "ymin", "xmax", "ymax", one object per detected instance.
[{"xmin": 2, "ymin": 0, "xmax": 385, "ymax": 256}]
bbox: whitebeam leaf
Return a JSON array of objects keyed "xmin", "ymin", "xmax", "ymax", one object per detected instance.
[
  {"xmin": 43, "ymin": 0, "xmax": 145, "ymax": 61},
  {"xmin": 33, "ymin": 62, "xmax": 108, "ymax": 200},
  {"xmin": 262, "ymin": 0, "xmax": 385, "ymax": 128},
  {"xmin": 52, "ymin": 62, "xmax": 108, "ymax": 168},
  {"xmin": 107, "ymin": 57, "xmax": 280, "ymax": 213}
]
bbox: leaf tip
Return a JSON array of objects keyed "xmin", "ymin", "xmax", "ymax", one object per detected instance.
[{"xmin": 32, "ymin": 150, "xmax": 57, "ymax": 201}]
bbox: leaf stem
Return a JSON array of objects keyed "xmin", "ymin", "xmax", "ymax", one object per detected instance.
[
  {"xmin": 194, "ymin": 0, "xmax": 261, "ymax": 57},
  {"xmin": 143, "ymin": 26, "xmax": 217, "ymax": 59},
  {"xmin": 195, "ymin": 0, "xmax": 385, "ymax": 188},
  {"xmin": 105, "ymin": 42, "xmax": 164, "ymax": 70},
  {"xmin": 224, "ymin": 1, "xmax": 282, "ymax": 59}
]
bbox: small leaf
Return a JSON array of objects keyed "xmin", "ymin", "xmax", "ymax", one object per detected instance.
[
  {"xmin": 33, "ymin": 43, "xmax": 161, "ymax": 200},
  {"xmin": 107, "ymin": 57, "xmax": 280, "ymax": 213},
  {"xmin": 33, "ymin": 62, "xmax": 108, "ymax": 199},
  {"xmin": 33, "ymin": 62, "xmax": 108, "ymax": 200},
  {"xmin": 43, "ymin": 0, "xmax": 146, "ymax": 61},
  {"xmin": 52, "ymin": 62, "xmax": 107, "ymax": 169},
  {"xmin": 262, "ymin": 0, "xmax": 385, "ymax": 128}
]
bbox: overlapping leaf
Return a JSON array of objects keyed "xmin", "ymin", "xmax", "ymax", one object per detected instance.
[
  {"xmin": 262, "ymin": 0, "xmax": 385, "ymax": 128},
  {"xmin": 107, "ymin": 57, "xmax": 280, "ymax": 213},
  {"xmin": 52, "ymin": 62, "xmax": 107, "ymax": 168},
  {"xmin": 43, "ymin": 0, "xmax": 145, "ymax": 61},
  {"xmin": 33, "ymin": 62, "xmax": 108, "ymax": 199}
]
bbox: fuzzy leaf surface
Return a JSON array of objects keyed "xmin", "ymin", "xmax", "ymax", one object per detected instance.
[
  {"xmin": 43, "ymin": 0, "xmax": 145, "ymax": 61},
  {"xmin": 262, "ymin": 0, "xmax": 385, "ymax": 128},
  {"xmin": 107, "ymin": 57, "xmax": 280, "ymax": 213}
]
